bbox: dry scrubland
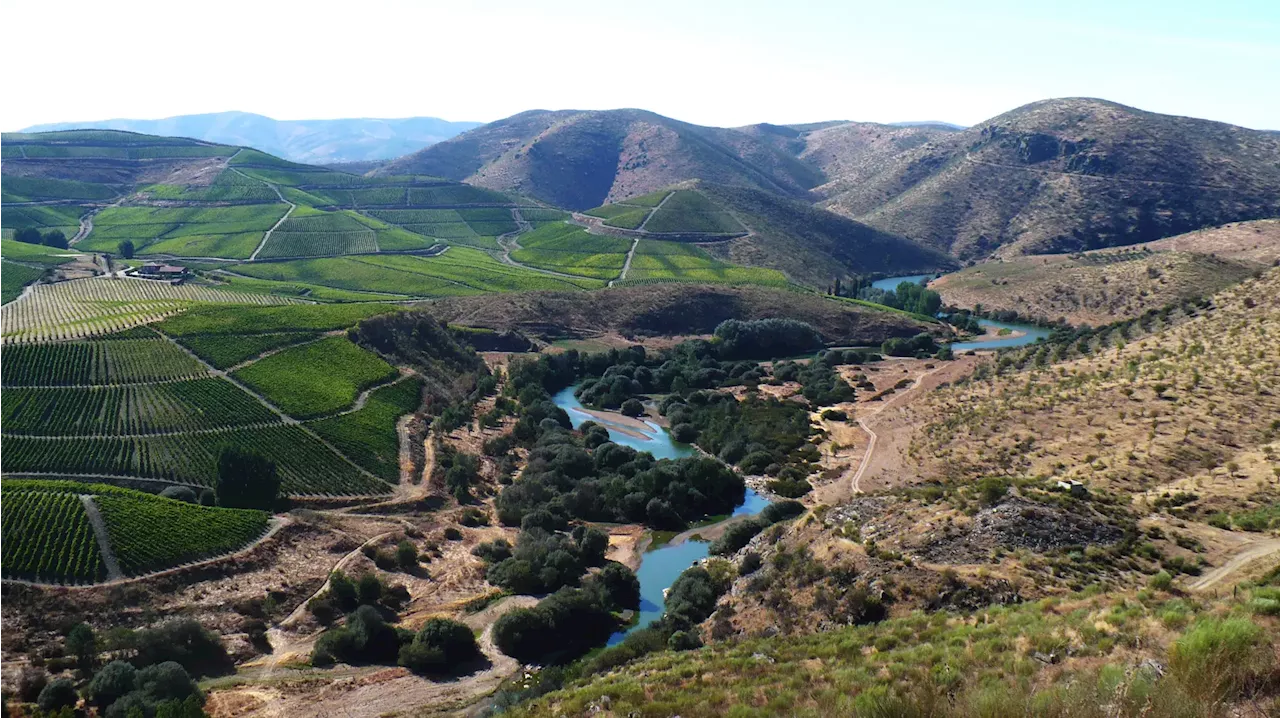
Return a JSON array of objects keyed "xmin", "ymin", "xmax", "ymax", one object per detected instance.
[{"xmin": 931, "ymin": 219, "xmax": 1280, "ymax": 325}]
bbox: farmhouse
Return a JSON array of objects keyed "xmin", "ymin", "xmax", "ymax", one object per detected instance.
[{"xmin": 136, "ymin": 263, "xmax": 190, "ymax": 282}]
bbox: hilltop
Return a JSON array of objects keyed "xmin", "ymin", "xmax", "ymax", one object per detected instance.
[
  {"xmin": 20, "ymin": 111, "xmax": 480, "ymax": 164},
  {"xmin": 376, "ymin": 109, "xmax": 827, "ymax": 210},
  {"xmin": 818, "ymin": 98, "xmax": 1280, "ymax": 258},
  {"xmin": 930, "ymin": 219, "xmax": 1280, "ymax": 325}
]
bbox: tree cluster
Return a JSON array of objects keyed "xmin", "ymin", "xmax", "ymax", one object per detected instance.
[
  {"xmin": 491, "ymin": 563, "xmax": 640, "ymax": 664},
  {"xmin": 881, "ymin": 332, "xmax": 940, "ymax": 357},
  {"xmin": 13, "ymin": 227, "xmax": 68, "ymax": 249},
  {"xmin": 476, "ymin": 525, "xmax": 611, "ymax": 595}
]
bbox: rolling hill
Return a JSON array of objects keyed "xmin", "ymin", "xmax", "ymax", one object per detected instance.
[
  {"xmin": 20, "ymin": 111, "xmax": 481, "ymax": 164},
  {"xmin": 580, "ymin": 182, "xmax": 956, "ymax": 286},
  {"xmin": 818, "ymin": 98, "xmax": 1280, "ymax": 258}
]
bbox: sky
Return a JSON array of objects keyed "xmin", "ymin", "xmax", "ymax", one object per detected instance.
[{"xmin": 5, "ymin": 0, "xmax": 1279, "ymax": 131}]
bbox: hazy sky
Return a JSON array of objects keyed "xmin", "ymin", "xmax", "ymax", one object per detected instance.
[{"xmin": 6, "ymin": 0, "xmax": 1278, "ymax": 130}]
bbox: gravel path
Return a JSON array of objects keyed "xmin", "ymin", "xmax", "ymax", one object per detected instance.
[{"xmin": 79, "ymin": 494, "xmax": 124, "ymax": 580}]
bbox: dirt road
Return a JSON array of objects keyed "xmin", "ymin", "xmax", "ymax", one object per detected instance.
[{"xmin": 1187, "ymin": 538, "xmax": 1280, "ymax": 591}]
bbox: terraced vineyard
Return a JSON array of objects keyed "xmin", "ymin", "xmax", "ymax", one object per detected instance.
[
  {"xmin": 0, "ymin": 488, "xmax": 106, "ymax": 583},
  {"xmin": 77, "ymin": 204, "xmax": 290, "ymax": 259},
  {"xmin": 625, "ymin": 240, "xmax": 789, "ymax": 285},
  {"xmin": 309, "ymin": 377, "xmax": 423, "ymax": 481},
  {"xmin": 510, "ymin": 223, "xmax": 630, "ymax": 280},
  {"xmin": 93, "ymin": 491, "xmax": 269, "ymax": 576},
  {"xmin": 0, "ymin": 277, "xmax": 299, "ymax": 343},
  {"xmin": 235, "ymin": 247, "xmax": 604, "ymax": 297},
  {"xmin": 232, "ymin": 336, "xmax": 398, "ymax": 418},
  {"xmin": 1, "ymin": 425, "xmax": 385, "ymax": 495},
  {"xmin": 583, "ymin": 189, "xmax": 745, "ymax": 236},
  {"xmin": 3, "ymin": 379, "xmax": 279, "ymax": 436},
  {"xmin": 178, "ymin": 331, "xmax": 320, "ymax": 369},
  {"xmin": 0, "ymin": 335, "xmax": 207, "ymax": 385},
  {"xmin": 1, "ymin": 238, "xmax": 84, "ymax": 303}
]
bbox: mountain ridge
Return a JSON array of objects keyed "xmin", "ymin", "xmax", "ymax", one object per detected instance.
[{"xmin": 19, "ymin": 111, "xmax": 481, "ymax": 164}]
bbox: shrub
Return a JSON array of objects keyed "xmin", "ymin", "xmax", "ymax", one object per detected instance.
[
  {"xmin": 444, "ymin": 527, "xmax": 463, "ymax": 541},
  {"xmin": 398, "ymin": 618, "xmax": 480, "ymax": 674},
  {"xmin": 37, "ymin": 678, "xmax": 78, "ymax": 712},
  {"xmin": 1169, "ymin": 618, "xmax": 1272, "ymax": 702},
  {"xmin": 671, "ymin": 423, "xmax": 698, "ymax": 443},
  {"xmin": 159, "ymin": 486, "xmax": 198, "ymax": 503},
  {"xmin": 1148, "ymin": 571, "xmax": 1174, "ymax": 591},
  {"xmin": 395, "ymin": 540, "xmax": 419, "ymax": 570},
  {"xmin": 133, "ymin": 618, "xmax": 232, "ymax": 677},
  {"xmin": 709, "ymin": 518, "xmax": 766, "ymax": 556},
  {"xmin": 740, "ymin": 552, "xmax": 763, "ymax": 574},
  {"xmin": 820, "ymin": 408, "xmax": 848, "ymax": 421},
  {"xmin": 135, "ymin": 661, "xmax": 200, "ymax": 703},
  {"xmin": 88, "ymin": 660, "xmax": 137, "ymax": 708},
  {"xmin": 760, "ymin": 500, "xmax": 805, "ymax": 524},
  {"xmin": 620, "ymin": 398, "xmax": 645, "ymax": 417},
  {"xmin": 17, "ymin": 667, "xmax": 48, "ymax": 702},
  {"xmin": 216, "ymin": 447, "xmax": 280, "ymax": 510}
]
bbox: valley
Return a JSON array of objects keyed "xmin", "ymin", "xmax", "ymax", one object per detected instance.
[{"xmin": 2, "ymin": 96, "xmax": 1279, "ymax": 718}]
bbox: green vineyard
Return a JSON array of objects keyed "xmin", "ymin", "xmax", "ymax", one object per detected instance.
[
  {"xmin": 1, "ymin": 425, "xmax": 388, "ymax": 495},
  {"xmin": 94, "ymin": 492, "xmax": 269, "ymax": 576},
  {"xmin": 2, "ymin": 379, "xmax": 279, "ymax": 436},
  {"xmin": 231, "ymin": 336, "xmax": 398, "ymax": 418},
  {"xmin": 0, "ymin": 488, "xmax": 106, "ymax": 583},
  {"xmin": 178, "ymin": 332, "xmax": 320, "ymax": 369},
  {"xmin": 0, "ymin": 337, "xmax": 208, "ymax": 386},
  {"xmin": 309, "ymin": 377, "xmax": 423, "ymax": 481}
]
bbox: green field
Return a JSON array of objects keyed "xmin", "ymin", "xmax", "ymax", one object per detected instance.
[
  {"xmin": 510, "ymin": 223, "xmax": 630, "ymax": 280},
  {"xmin": 1, "ymin": 238, "xmax": 82, "ymax": 302},
  {"xmin": 208, "ymin": 273, "xmax": 408, "ymax": 302},
  {"xmin": 232, "ymin": 336, "xmax": 397, "ymax": 418},
  {"xmin": 235, "ymin": 247, "xmax": 604, "ymax": 296},
  {"xmin": 309, "ymin": 377, "xmax": 423, "ymax": 481},
  {"xmin": 178, "ymin": 331, "xmax": 320, "ymax": 369},
  {"xmin": 363, "ymin": 208, "xmax": 502, "ymax": 249},
  {"xmin": 141, "ymin": 169, "xmax": 279, "ymax": 203},
  {"xmin": 1, "ymin": 175, "xmax": 119, "ymax": 202},
  {"xmin": 0, "ymin": 204, "xmax": 85, "ymax": 236},
  {"xmin": 0, "ymin": 487, "xmax": 105, "ymax": 583},
  {"xmin": 94, "ymin": 490, "xmax": 269, "ymax": 576}
]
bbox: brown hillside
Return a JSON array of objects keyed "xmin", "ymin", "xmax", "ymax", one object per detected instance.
[
  {"xmin": 425, "ymin": 283, "xmax": 937, "ymax": 345},
  {"xmin": 377, "ymin": 109, "xmax": 828, "ymax": 210},
  {"xmin": 930, "ymin": 219, "xmax": 1280, "ymax": 325},
  {"xmin": 818, "ymin": 98, "xmax": 1280, "ymax": 259}
]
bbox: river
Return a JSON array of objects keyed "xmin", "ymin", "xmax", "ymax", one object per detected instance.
[
  {"xmin": 874, "ymin": 274, "xmax": 1049, "ymax": 351},
  {"xmin": 551, "ymin": 385, "xmax": 767, "ymax": 643}
]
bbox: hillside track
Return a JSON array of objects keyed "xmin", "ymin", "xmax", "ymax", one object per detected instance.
[
  {"xmin": 79, "ymin": 494, "xmax": 125, "ymax": 580},
  {"xmin": 1187, "ymin": 538, "xmax": 1280, "ymax": 592},
  {"xmin": 846, "ymin": 360, "xmax": 948, "ymax": 494}
]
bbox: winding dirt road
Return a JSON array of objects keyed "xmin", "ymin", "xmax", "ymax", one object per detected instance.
[{"xmin": 1187, "ymin": 538, "xmax": 1280, "ymax": 591}]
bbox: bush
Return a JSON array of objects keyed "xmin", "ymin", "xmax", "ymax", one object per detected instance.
[
  {"xmin": 492, "ymin": 587, "xmax": 618, "ymax": 663},
  {"xmin": 159, "ymin": 486, "xmax": 198, "ymax": 503},
  {"xmin": 88, "ymin": 660, "xmax": 138, "ymax": 708},
  {"xmin": 395, "ymin": 540, "xmax": 419, "ymax": 570},
  {"xmin": 1149, "ymin": 571, "xmax": 1174, "ymax": 591},
  {"xmin": 820, "ymin": 408, "xmax": 848, "ymax": 421},
  {"xmin": 709, "ymin": 518, "xmax": 766, "ymax": 556},
  {"xmin": 133, "ymin": 618, "xmax": 232, "ymax": 677},
  {"xmin": 740, "ymin": 552, "xmax": 763, "ymax": 574},
  {"xmin": 398, "ymin": 618, "xmax": 480, "ymax": 674},
  {"xmin": 37, "ymin": 678, "xmax": 78, "ymax": 712},
  {"xmin": 671, "ymin": 423, "xmax": 698, "ymax": 443},
  {"xmin": 135, "ymin": 661, "xmax": 200, "ymax": 703},
  {"xmin": 443, "ymin": 527, "xmax": 463, "ymax": 541},
  {"xmin": 1170, "ymin": 618, "xmax": 1272, "ymax": 702},
  {"xmin": 760, "ymin": 500, "xmax": 805, "ymax": 524},
  {"xmin": 17, "ymin": 667, "xmax": 48, "ymax": 702}
]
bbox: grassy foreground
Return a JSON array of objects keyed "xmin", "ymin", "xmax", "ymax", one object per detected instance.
[{"xmin": 510, "ymin": 581, "xmax": 1280, "ymax": 717}]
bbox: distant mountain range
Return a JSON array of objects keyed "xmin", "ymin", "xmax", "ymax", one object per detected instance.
[
  {"xmin": 19, "ymin": 112, "xmax": 481, "ymax": 164},
  {"xmin": 380, "ymin": 99, "xmax": 1280, "ymax": 258}
]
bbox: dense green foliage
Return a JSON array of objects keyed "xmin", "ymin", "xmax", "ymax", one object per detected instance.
[
  {"xmin": 476, "ymin": 526, "xmax": 610, "ymax": 594},
  {"xmin": 215, "ymin": 447, "xmax": 280, "ymax": 510},
  {"xmin": 157, "ymin": 303, "xmax": 399, "ymax": 337},
  {"xmin": 714, "ymin": 318, "xmax": 823, "ymax": 360},
  {"xmin": 398, "ymin": 618, "xmax": 482, "ymax": 674},
  {"xmin": 177, "ymin": 332, "xmax": 319, "ymax": 369},
  {"xmin": 0, "ymin": 337, "xmax": 207, "ymax": 386},
  {"xmin": 510, "ymin": 223, "xmax": 630, "ymax": 280},
  {"xmin": 492, "ymin": 563, "xmax": 641, "ymax": 664}
]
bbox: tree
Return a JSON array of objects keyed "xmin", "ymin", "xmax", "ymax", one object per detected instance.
[
  {"xmin": 135, "ymin": 661, "xmax": 200, "ymax": 703},
  {"xmin": 89, "ymin": 661, "xmax": 138, "ymax": 709},
  {"xmin": 620, "ymin": 398, "xmax": 644, "ymax": 417},
  {"xmin": 37, "ymin": 678, "xmax": 78, "ymax": 712},
  {"xmin": 198, "ymin": 488, "xmax": 216, "ymax": 506},
  {"xmin": 215, "ymin": 447, "xmax": 279, "ymax": 510},
  {"xmin": 42, "ymin": 229, "xmax": 68, "ymax": 249},
  {"xmin": 13, "ymin": 227, "xmax": 44, "ymax": 245},
  {"xmin": 119, "ymin": 239, "xmax": 135, "ymax": 259},
  {"xmin": 398, "ymin": 617, "xmax": 480, "ymax": 673},
  {"xmin": 66, "ymin": 621, "xmax": 98, "ymax": 670}
]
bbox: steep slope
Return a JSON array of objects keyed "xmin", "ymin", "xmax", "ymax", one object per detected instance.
[
  {"xmin": 377, "ymin": 109, "xmax": 826, "ymax": 210},
  {"xmin": 21, "ymin": 111, "xmax": 480, "ymax": 164},
  {"xmin": 581, "ymin": 182, "xmax": 954, "ymax": 286},
  {"xmin": 930, "ymin": 219, "xmax": 1280, "ymax": 325},
  {"xmin": 819, "ymin": 98, "xmax": 1280, "ymax": 259}
]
